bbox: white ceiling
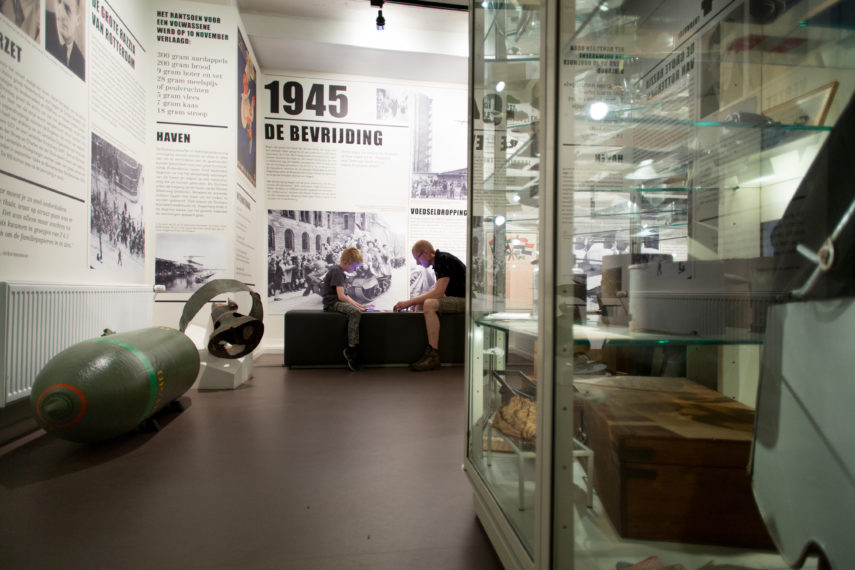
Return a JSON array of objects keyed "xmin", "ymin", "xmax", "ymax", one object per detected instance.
[{"xmin": 231, "ymin": 0, "xmax": 470, "ymax": 83}]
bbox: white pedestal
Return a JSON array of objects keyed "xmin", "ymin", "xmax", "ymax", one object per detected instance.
[
  {"xmin": 185, "ymin": 323, "xmax": 253, "ymax": 390},
  {"xmin": 197, "ymin": 352, "xmax": 253, "ymax": 390}
]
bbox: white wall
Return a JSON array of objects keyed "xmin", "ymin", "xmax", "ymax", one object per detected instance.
[{"xmin": 0, "ymin": 0, "xmax": 471, "ymax": 360}]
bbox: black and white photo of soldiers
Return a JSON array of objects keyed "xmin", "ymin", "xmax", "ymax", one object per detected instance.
[{"xmin": 89, "ymin": 133, "xmax": 144, "ymax": 275}]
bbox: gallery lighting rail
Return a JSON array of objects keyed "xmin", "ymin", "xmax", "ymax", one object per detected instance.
[{"xmin": 382, "ymin": 1, "xmax": 469, "ymax": 10}]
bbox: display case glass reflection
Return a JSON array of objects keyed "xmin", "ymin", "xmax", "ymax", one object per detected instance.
[
  {"xmin": 558, "ymin": 0, "xmax": 854, "ymax": 567},
  {"xmin": 467, "ymin": 0, "xmax": 543, "ymax": 559},
  {"xmin": 467, "ymin": 0, "xmax": 853, "ymax": 567}
]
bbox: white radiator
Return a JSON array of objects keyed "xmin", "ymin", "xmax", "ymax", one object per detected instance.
[{"xmin": 0, "ymin": 282, "xmax": 155, "ymax": 406}]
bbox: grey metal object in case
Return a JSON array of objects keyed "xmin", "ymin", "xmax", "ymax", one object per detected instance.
[{"xmin": 753, "ymin": 300, "xmax": 855, "ymax": 569}]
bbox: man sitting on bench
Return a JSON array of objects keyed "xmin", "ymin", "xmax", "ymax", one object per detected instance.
[{"xmin": 393, "ymin": 240, "xmax": 466, "ymax": 371}]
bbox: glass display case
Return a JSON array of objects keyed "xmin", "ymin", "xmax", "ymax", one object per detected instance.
[
  {"xmin": 466, "ymin": 0, "xmax": 855, "ymax": 569},
  {"xmin": 466, "ymin": 0, "xmax": 548, "ymax": 566}
]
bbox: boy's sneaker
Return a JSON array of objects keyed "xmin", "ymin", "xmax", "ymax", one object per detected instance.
[
  {"xmin": 343, "ymin": 347, "xmax": 362, "ymax": 371},
  {"xmin": 410, "ymin": 346, "xmax": 440, "ymax": 371}
]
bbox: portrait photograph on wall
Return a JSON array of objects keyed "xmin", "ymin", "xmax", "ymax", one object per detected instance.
[
  {"xmin": 45, "ymin": 0, "xmax": 86, "ymax": 81},
  {"xmin": 89, "ymin": 132, "xmax": 144, "ymax": 276},
  {"xmin": 1, "ymin": 0, "xmax": 40, "ymax": 40},
  {"xmin": 267, "ymin": 209, "xmax": 407, "ymax": 313},
  {"xmin": 237, "ymin": 28, "xmax": 257, "ymax": 187}
]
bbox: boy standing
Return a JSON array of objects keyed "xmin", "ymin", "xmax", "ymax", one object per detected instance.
[{"xmin": 321, "ymin": 247, "xmax": 372, "ymax": 371}]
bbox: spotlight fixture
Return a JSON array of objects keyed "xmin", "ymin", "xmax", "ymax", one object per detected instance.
[{"xmin": 371, "ymin": 0, "xmax": 385, "ymax": 30}]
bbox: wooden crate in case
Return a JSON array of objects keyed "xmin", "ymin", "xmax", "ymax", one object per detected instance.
[{"xmin": 574, "ymin": 376, "xmax": 774, "ymax": 548}]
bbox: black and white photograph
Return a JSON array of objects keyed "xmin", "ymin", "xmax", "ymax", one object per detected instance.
[
  {"xmin": 45, "ymin": 0, "xmax": 85, "ymax": 81},
  {"xmin": 410, "ymin": 90, "xmax": 468, "ymax": 200},
  {"xmin": 1, "ymin": 0, "xmax": 40, "ymax": 41},
  {"xmin": 89, "ymin": 133, "xmax": 144, "ymax": 275},
  {"xmin": 155, "ymin": 233, "xmax": 229, "ymax": 293},
  {"xmin": 267, "ymin": 209, "xmax": 407, "ymax": 313},
  {"xmin": 410, "ymin": 171, "xmax": 467, "ymax": 200},
  {"xmin": 376, "ymin": 87, "xmax": 409, "ymax": 121},
  {"xmin": 409, "ymin": 265, "xmax": 436, "ymax": 299}
]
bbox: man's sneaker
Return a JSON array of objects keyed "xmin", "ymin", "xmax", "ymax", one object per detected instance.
[
  {"xmin": 410, "ymin": 346, "xmax": 440, "ymax": 371},
  {"xmin": 343, "ymin": 347, "xmax": 362, "ymax": 371}
]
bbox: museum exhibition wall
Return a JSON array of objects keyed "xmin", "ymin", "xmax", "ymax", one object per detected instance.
[
  {"xmin": 0, "ymin": 0, "xmax": 259, "ymax": 324},
  {"xmin": 0, "ymin": 0, "xmax": 468, "ymax": 359},
  {"xmin": 261, "ymin": 71, "xmax": 468, "ymax": 335}
]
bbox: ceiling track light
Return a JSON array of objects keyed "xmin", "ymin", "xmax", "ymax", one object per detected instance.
[
  {"xmin": 369, "ymin": 0, "xmax": 469, "ymax": 31},
  {"xmin": 371, "ymin": 0, "xmax": 385, "ymax": 30},
  {"xmin": 382, "ymin": 1, "xmax": 468, "ymax": 10}
]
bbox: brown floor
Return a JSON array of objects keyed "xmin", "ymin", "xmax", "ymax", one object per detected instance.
[{"xmin": 0, "ymin": 356, "xmax": 504, "ymax": 570}]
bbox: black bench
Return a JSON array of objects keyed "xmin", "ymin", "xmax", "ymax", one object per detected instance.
[{"xmin": 284, "ymin": 310, "xmax": 466, "ymax": 367}]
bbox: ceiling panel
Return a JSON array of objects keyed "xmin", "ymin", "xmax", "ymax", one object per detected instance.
[{"xmin": 234, "ymin": 0, "xmax": 469, "ymax": 81}]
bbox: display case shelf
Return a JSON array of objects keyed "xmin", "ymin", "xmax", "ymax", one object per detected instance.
[
  {"xmin": 478, "ymin": 314, "xmax": 764, "ymax": 346},
  {"xmin": 485, "ymin": 56, "xmax": 540, "ymax": 63},
  {"xmin": 573, "ymin": 186, "xmax": 731, "ymax": 193}
]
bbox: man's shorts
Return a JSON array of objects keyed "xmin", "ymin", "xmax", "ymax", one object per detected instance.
[{"xmin": 437, "ymin": 296, "xmax": 466, "ymax": 313}]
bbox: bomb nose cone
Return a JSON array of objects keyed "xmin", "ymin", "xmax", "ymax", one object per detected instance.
[
  {"xmin": 41, "ymin": 393, "xmax": 74, "ymax": 422},
  {"xmin": 35, "ymin": 385, "xmax": 87, "ymax": 428}
]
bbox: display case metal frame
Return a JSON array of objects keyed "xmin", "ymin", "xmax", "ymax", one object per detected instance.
[{"xmin": 464, "ymin": 0, "xmax": 569, "ymax": 568}]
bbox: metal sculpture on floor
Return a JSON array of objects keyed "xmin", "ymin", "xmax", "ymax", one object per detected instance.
[
  {"xmin": 180, "ymin": 279, "xmax": 264, "ymax": 359},
  {"xmin": 29, "ymin": 279, "xmax": 264, "ymax": 443}
]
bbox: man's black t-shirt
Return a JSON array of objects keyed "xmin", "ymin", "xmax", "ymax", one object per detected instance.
[{"xmin": 433, "ymin": 250, "xmax": 466, "ymax": 298}]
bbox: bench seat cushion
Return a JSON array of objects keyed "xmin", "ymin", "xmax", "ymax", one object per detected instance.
[{"xmin": 284, "ymin": 310, "xmax": 465, "ymax": 367}]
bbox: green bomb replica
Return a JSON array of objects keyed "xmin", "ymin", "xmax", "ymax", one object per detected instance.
[{"xmin": 29, "ymin": 280, "xmax": 263, "ymax": 443}]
